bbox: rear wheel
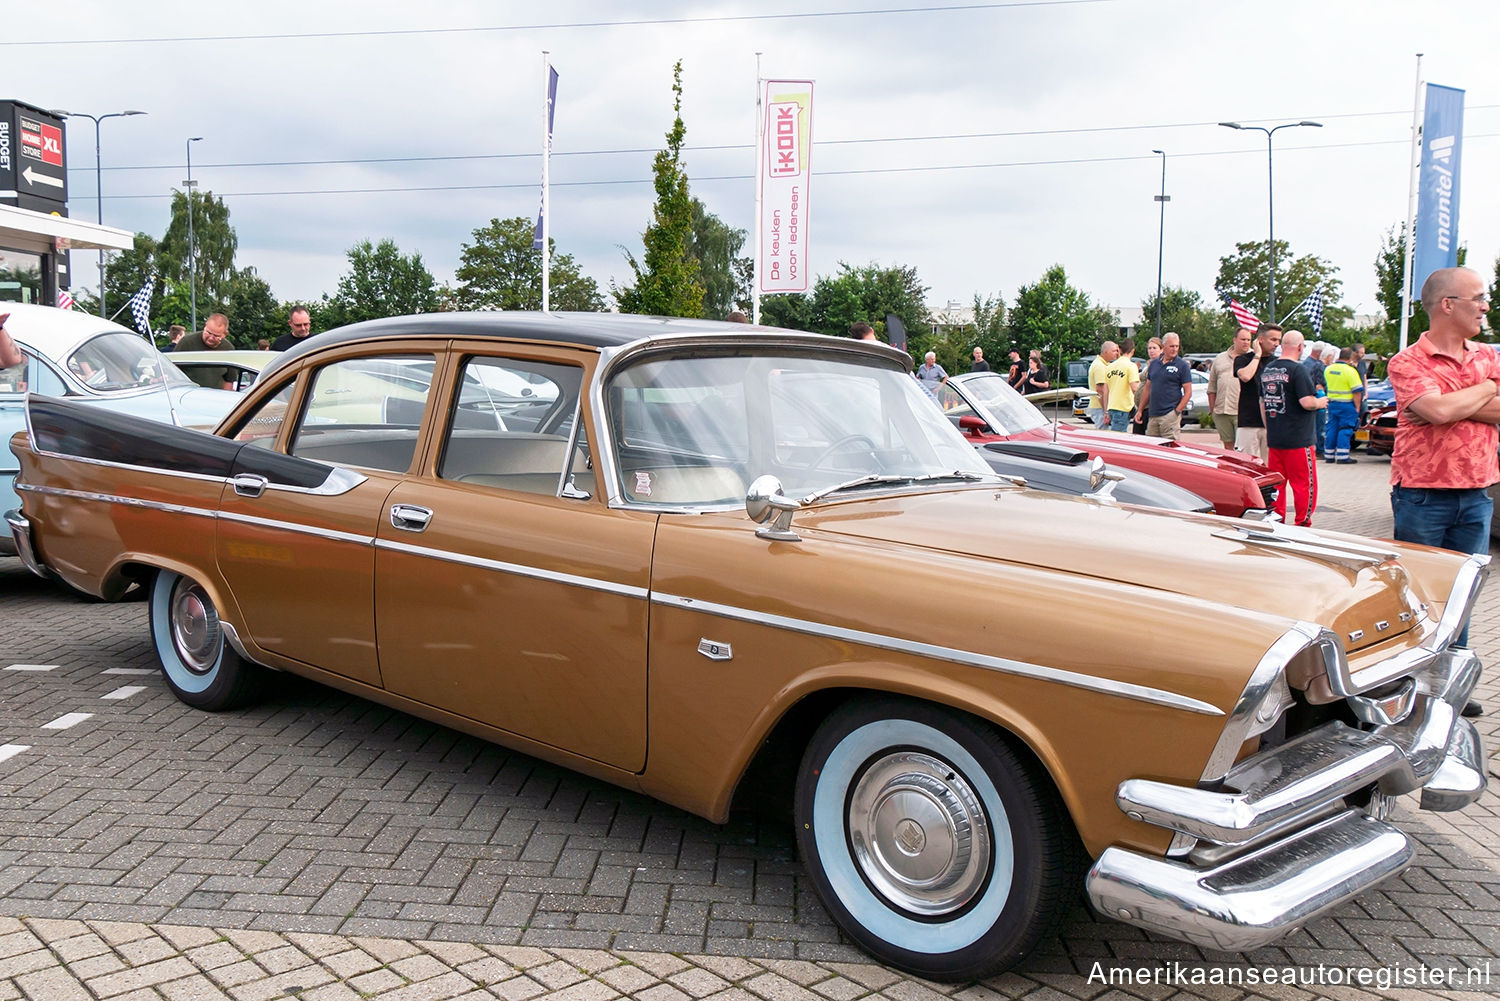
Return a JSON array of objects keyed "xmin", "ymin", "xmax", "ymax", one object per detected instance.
[
  {"xmin": 148, "ymin": 570, "xmax": 264, "ymax": 710},
  {"xmin": 794, "ymin": 698, "xmax": 1075, "ymax": 981}
]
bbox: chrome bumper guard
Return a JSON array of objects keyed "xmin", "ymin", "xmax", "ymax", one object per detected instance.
[
  {"xmin": 2, "ymin": 509, "xmax": 49, "ymax": 580},
  {"xmin": 1086, "ymin": 645, "xmax": 1485, "ymax": 950}
]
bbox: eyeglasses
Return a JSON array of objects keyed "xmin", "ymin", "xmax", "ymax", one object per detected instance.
[{"xmin": 1443, "ymin": 293, "xmax": 1490, "ymax": 305}]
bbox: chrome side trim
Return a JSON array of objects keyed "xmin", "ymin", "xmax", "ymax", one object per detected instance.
[
  {"xmin": 217, "ymin": 510, "xmax": 374, "ymax": 547},
  {"xmin": 650, "ymin": 592, "xmax": 1223, "ymax": 715},
  {"xmin": 374, "ymin": 537, "xmax": 650, "ymax": 600},
  {"xmin": 16, "ymin": 483, "xmax": 218, "ymax": 520},
  {"xmin": 1088, "ymin": 811, "xmax": 1414, "ymax": 952}
]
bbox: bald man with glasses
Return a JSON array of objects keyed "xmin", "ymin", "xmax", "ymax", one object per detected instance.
[{"xmin": 1387, "ymin": 267, "xmax": 1499, "ymax": 715}]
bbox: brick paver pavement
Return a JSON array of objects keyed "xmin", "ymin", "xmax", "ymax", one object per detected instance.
[{"xmin": 3, "ymin": 448, "xmax": 1499, "ymax": 998}]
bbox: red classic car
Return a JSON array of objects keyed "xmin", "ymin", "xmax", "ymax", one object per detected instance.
[{"xmin": 936, "ymin": 372, "xmax": 1284, "ymax": 518}]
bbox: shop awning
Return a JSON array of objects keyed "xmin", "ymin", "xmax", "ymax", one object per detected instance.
[{"xmin": 0, "ymin": 203, "xmax": 134, "ymax": 254}]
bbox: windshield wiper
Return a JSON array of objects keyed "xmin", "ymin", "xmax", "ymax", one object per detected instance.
[{"xmin": 801, "ymin": 470, "xmax": 988, "ymax": 504}]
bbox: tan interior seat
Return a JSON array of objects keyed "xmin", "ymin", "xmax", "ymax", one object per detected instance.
[{"xmin": 622, "ymin": 466, "xmax": 745, "ymax": 505}]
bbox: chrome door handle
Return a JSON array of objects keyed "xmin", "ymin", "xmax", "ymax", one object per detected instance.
[
  {"xmin": 390, "ymin": 503, "xmax": 433, "ymax": 532},
  {"xmin": 231, "ymin": 473, "xmax": 268, "ymax": 498}
]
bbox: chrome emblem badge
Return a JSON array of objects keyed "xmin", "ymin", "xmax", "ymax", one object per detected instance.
[
  {"xmin": 1375, "ymin": 620, "xmax": 1390, "ymax": 632},
  {"xmin": 1348, "ymin": 629, "xmax": 1365, "ymax": 642},
  {"xmin": 697, "ymin": 639, "xmax": 733, "ymax": 661},
  {"xmin": 895, "ymin": 819, "xmax": 926, "ymax": 855}
]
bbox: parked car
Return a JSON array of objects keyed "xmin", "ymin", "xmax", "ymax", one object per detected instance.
[
  {"xmin": 938, "ymin": 372, "xmax": 1283, "ymax": 517},
  {"xmin": 1355, "ymin": 378, "xmax": 1396, "ymax": 455},
  {"xmin": 0, "ymin": 303, "xmax": 240, "ymax": 556},
  {"xmin": 6, "ymin": 313, "xmax": 1489, "ymax": 980},
  {"xmin": 170, "ymin": 349, "xmax": 276, "ymax": 392},
  {"xmin": 973, "ymin": 438, "xmax": 1213, "ymax": 513}
]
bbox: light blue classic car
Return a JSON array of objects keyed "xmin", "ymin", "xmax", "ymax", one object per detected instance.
[{"xmin": 0, "ymin": 303, "xmax": 241, "ymax": 555}]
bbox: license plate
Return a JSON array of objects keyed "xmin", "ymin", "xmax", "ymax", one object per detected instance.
[{"xmin": 1355, "ymin": 429, "xmax": 1370, "ymax": 442}]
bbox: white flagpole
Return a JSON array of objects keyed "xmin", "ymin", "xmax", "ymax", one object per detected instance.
[
  {"xmin": 541, "ymin": 50, "xmax": 552, "ymax": 314},
  {"xmin": 751, "ymin": 52, "xmax": 763, "ymax": 326},
  {"xmin": 1398, "ymin": 53, "xmax": 1423, "ymax": 352}
]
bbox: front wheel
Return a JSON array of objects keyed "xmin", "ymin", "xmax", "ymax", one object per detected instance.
[
  {"xmin": 148, "ymin": 570, "xmax": 264, "ymax": 711},
  {"xmin": 795, "ymin": 698, "xmax": 1076, "ymax": 981}
]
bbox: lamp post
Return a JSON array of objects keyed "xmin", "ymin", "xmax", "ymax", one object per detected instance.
[
  {"xmin": 184, "ymin": 137, "xmax": 203, "ymax": 334},
  {"xmin": 1218, "ymin": 120, "xmax": 1322, "ymax": 320},
  {"xmin": 1151, "ymin": 149, "xmax": 1169, "ymax": 340},
  {"xmin": 49, "ymin": 109, "xmax": 147, "ymax": 317}
]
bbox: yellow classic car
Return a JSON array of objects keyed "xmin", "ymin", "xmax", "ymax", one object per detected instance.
[{"xmin": 4, "ymin": 312, "xmax": 1489, "ymax": 980}]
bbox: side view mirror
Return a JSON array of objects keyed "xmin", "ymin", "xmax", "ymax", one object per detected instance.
[
  {"xmin": 746, "ymin": 475, "xmax": 802, "ymax": 542},
  {"xmin": 1087, "ymin": 455, "xmax": 1126, "ymax": 497},
  {"xmin": 957, "ymin": 414, "xmax": 989, "ymax": 436}
]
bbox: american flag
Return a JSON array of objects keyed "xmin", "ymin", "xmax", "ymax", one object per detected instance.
[
  {"xmin": 1220, "ymin": 292, "xmax": 1261, "ymax": 331},
  {"xmin": 56, "ymin": 288, "xmax": 75, "ymax": 311},
  {"xmin": 125, "ymin": 277, "xmax": 155, "ymax": 338}
]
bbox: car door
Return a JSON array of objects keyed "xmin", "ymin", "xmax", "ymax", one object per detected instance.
[
  {"xmin": 215, "ymin": 351, "xmax": 442, "ymax": 688},
  {"xmin": 372, "ymin": 346, "xmax": 655, "ymax": 772}
]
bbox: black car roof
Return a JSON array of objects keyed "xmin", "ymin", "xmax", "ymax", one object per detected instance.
[{"xmin": 260, "ymin": 311, "xmax": 794, "ymax": 383}]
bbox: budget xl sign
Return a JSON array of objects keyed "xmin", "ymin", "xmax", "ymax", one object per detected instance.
[
  {"xmin": 0, "ymin": 100, "xmax": 68, "ymax": 207},
  {"xmin": 758, "ymin": 80, "xmax": 814, "ymax": 294}
]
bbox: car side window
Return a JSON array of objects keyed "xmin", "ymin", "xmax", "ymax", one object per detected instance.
[
  {"xmin": 289, "ymin": 354, "xmax": 437, "ymax": 473},
  {"xmin": 438, "ymin": 356, "xmax": 584, "ymax": 496},
  {"xmin": 228, "ymin": 381, "xmax": 296, "ymax": 450},
  {"xmin": 0, "ymin": 350, "xmax": 66, "ymax": 396}
]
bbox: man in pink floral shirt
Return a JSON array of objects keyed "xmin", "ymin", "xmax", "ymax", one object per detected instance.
[{"xmin": 1387, "ymin": 267, "xmax": 1499, "ymax": 692}]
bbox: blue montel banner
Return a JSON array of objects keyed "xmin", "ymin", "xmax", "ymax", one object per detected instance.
[{"xmin": 1413, "ymin": 83, "xmax": 1464, "ymax": 292}]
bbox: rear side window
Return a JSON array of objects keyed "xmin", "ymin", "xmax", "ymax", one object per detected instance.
[
  {"xmin": 229, "ymin": 382, "xmax": 296, "ymax": 450},
  {"xmin": 438, "ymin": 356, "xmax": 584, "ymax": 496},
  {"xmin": 289, "ymin": 354, "xmax": 437, "ymax": 473}
]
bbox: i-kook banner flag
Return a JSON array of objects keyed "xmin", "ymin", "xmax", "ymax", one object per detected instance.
[
  {"xmin": 1413, "ymin": 83, "xmax": 1464, "ymax": 291},
  {"xmin": 758, "ymin": 80, "xmax": 814, "ymax": 294}
]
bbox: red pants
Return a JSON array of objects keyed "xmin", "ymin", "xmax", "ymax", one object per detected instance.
[{"xmin": 1267, "ymin": 446, "xmax": 1318, "ymax": 526}]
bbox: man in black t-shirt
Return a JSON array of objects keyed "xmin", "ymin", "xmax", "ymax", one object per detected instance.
[
  {"xmin": 1259, "ymin": 329, "xmax": 1327, "ymax": 526},
  {"xmin": 1232, "ymin": 323, "xmax": 1280, "ymax": 462}
]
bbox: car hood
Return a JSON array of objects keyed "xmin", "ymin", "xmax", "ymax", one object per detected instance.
[
  {"xmin": 796, "ymin": 486, "xmax": 1416, "ymax": 654},
  {"xmin": 1033, "ymin": 426, "xmax": 1276, "ymax": 481}
]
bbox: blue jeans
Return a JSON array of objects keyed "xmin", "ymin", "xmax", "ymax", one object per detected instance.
[
  {"xmin": 1107, "ymin": 409, "xmax": 1131, "ymax": 432},
  {"xmin": 1391, "ymin": 485, "xmax": 1492, "ymax": 646}
]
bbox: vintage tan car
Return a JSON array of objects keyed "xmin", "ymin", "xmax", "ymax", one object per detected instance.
[{"xmin": 4, "ymin": 313, "xmax": 1490, "ymax": 980}]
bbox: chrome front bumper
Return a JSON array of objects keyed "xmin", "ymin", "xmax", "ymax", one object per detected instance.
[{"xmin": 1086, "ymin": 647, "xmax": 1486, "ymax": 952}]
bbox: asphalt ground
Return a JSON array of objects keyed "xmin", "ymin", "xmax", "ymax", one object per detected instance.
[{"xmin": 2, "ymin": 439, "xmax": 1500, "ymax": 999}]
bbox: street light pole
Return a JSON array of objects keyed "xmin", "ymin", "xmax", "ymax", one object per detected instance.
[
  {"xmin": 49, "ymin": 109, "xmax": 147, "ymax": 317},
  {"xmin": 185, "ymin": 137, "xmax": 203, "ymax": 334},
  {"xmin": 1151, "ymin": 149, "xmax": 1169, "ymax": 341},
  {"xmin": 1218, "ymin": 120, "xmax": 1322, "ymax": 321}
]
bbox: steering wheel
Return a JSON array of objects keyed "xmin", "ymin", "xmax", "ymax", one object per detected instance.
[{"xmin": 804, "ymin": 433, "xmax": 880, "ymax": 471}]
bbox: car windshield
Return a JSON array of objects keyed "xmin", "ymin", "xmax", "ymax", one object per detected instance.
[
  {"xmin": 949, "ymin": 373, "xmax": 1050, "ymax": 434},
  {"xmin": 67, "ymin": 332, "xmax": 191, "ymax": 392},
  {"xmin": 605, "ymin": 348, "xmax": 994, "ymax": 506}
]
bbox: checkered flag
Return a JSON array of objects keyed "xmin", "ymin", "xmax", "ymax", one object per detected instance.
[
  {"xmin": 125, "ymin": 276, "xmax": 155, "ymax": 338},
  {"xmin": 1305, "ymin": 286, "xmax": 1324, "ymax": 339}
]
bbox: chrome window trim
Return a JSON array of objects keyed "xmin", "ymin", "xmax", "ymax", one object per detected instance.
[
  {"xmin": 650, "ymin": 591, "xmax": 1224, "ymax": 716},
  {"xmin": 374, "ymin": 537, "xmax": 649, "ymax": 599},
  {"xmin": 591, "ymin": 333, "xmax": 910, "ymax": 513}
]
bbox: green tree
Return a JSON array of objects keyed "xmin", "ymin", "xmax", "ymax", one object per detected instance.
[
  {"xmin": 1214, "ymin": 240, "xmax": 1348, "ymax": 332},
  {"xmin": 159, "ymin": 189, "xmax": 238, "ymax": 312},
  {"xmin": 758, "ymin": 292, "xmax": 814, "ymax": 331},
  {"xmin": 613, "ymin": 61, "xmax": 705, "ymax": 317},
  {"xmin": 1007, "ymin": 265, "xmax": 1118, "ymax": 372},
  {"xmin": 966, "ymin": 291, "xmax": 1008, "ymax": 369},
  {"xmin": 321, "ymin": 239, "xmax": 438, "ymax": 327},
  {"xmin": 1137, "ymin": 285, "xmax": 1233, "ymax": 354},
  {"xmin": 687, "ymin": 198, "xmax": 751, "ymax": 319},
  {"xmin": 454, "ymin": 216, "xmax": 604, "ymax": 312},
  {"xmin": 85, "ymin": 233, "xmax": 160, "ymax": 327},
  {"xmin": 221, "ymin": 267, "xmax": 281, "ymax": 348},
  {"xmin": 810, "ymin": 262, "xmax": 930, "ymax": 342}
]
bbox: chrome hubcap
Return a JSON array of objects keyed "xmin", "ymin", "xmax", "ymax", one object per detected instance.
[
  {"xmin": 169, "ymin": 578, "xmax": 221, "ymax": 675},
  {"xmin": 847, "ymin": 751, "xmax": 991, "ymax": 916}
]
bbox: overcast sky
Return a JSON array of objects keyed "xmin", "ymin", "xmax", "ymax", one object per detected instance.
[{"xmin": 12, "ymin": 0, "xmax": 1498, "ymax": 323}]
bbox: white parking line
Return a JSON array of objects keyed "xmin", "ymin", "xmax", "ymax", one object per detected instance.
[
  {"xmin": 103, "ymin": 668, "xmax": 155, "ymax": 676},
  {"xmin": 0, "ymin": 745, "xmax": 29, "ymax": 763},
  {"xmin": 41, "ymin": 713, "xmax": 93, "ymax": 730},
  {"xmin": 101, "ymin": 686, "xmax": 146, "ymax": 701},
  {"xmin": 5, "ymin": 665, "xmax": 58, "ymax": 672}
]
